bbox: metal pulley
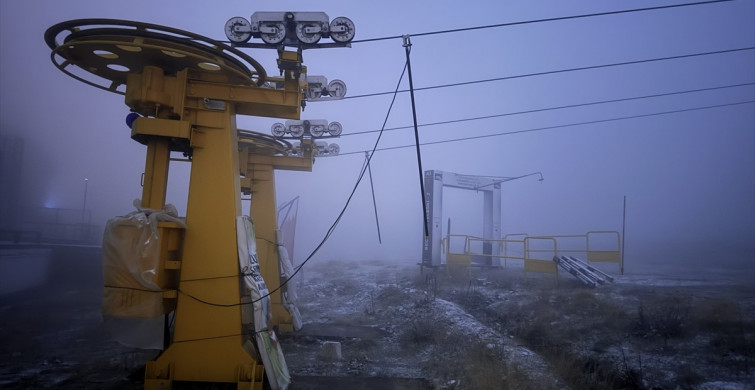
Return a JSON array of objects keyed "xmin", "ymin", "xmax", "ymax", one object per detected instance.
[
  {"xmin": 304, "ymin": 75, "xmax": 347, "ymax": 101},
  {"xmin": 290, "ymin": 141, "xmax": 340, "ymax": 157},
  {"xmin": 224, "ymin": 12, "xmax": 355, "ymax": 47},
  {"xmin": 271, "ymin": 119, "xmax": 343, "ymax": 139}
]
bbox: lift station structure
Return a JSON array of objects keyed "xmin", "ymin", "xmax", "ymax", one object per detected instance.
[
  {"xmin": 421, "ymin": 169, "xmax": 626, "ymax": 285},
  {"xmin": 45, "ymin": 13, "xmax": 354, "ymax": 390},
  {"xmin": 422, "ymin": 170, "xmax": 502, "ymax": 268},
  {"xmin": 422, "ymin": 170, "xmax": 545, "ymax": 269}
]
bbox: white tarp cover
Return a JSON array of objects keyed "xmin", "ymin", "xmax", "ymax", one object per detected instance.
[
  {"xmin": 236, "ymin": 216, "xmax": 290, "ymax": 390},
  {"xmin": 276, "ymin": 230, "xmax": 302, "ymax": 331},
  {"xmin": 277, "ymin": 197, "xmax": 298, "ymax": 263},
  {"xmin": 101, "ymin": 200, "xmax": 185, "ymax": 349}
]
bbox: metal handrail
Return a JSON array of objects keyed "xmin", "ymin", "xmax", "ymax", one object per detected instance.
[{"xmin": 439, "ymin": 230, "xmax": 622, "ymax": 274}]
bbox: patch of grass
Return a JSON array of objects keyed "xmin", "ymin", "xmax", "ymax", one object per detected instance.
[
  {"xmin": 689, "ymin": 297, "xmax": 753, "ymax": 374},
  {"xmin": 476, "ymin": 268, "xmax": 517, "ymax": 290},
  {"xmin": 552, "ymin": 353, "xmax": 635, "ymax": 390},
  {"xmin": 461, "ymin": 289, "xmax": 488, "ymax": 312},
  {"xmin": 459, "ymin": 341, "xmax": 506, "ymax": 389},
  {"xmin": 694, "ymin": 298, "xmax": 742, "ymax": 331},
  {"xmin": 363, "ymin": 291, "xmax": 376, "ymax": 315},
  {"xmin": 376, "ymin": 284, "xmax": 406, "ymax": 307},
  {"xmin": 632, "ymin": 295, "xmax": 690, "ymax": 344},
  {"xmin": 502, "ymin": 289, "xmax": 630, "ymax": 347},
  {"xmin": 402, "ymin": 265, "xmax": 751, "ymax": 388},
  {"xmin": 400, "ymin": 307, "xmax": 442, "ymax": 345},
  {"xmin": 423, "ymin": 337, "xmax": 536, "ymax": 390},
  {"xmin": 676, "ymin": 363, "xmax": 704, "ymax": 388},
  {"xmin": 487, "ymin": 287, "xmax": 648, "ymax": 389},
  {"xmin": 709, "ymin": 333, "xmax": 750, "ymax": 355}
]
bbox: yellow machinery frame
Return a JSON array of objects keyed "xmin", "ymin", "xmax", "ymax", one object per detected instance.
[
  {"xmin": 133, "ymin": 59, "xmax": 310, "ymax": 390},
  {"xmin": 45, "ymin": 20, "xmax": 317, "ymax": 389}
]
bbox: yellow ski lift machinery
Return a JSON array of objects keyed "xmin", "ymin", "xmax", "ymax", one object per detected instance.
[{"xmin": 45, "ymin": 14, "xmax": 353, "ymax": 389}]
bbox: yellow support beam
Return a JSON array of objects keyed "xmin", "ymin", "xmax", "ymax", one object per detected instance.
[
  {"xmin": 247, "ymin": 163, "xmax": 294, "ymax": 332},
  {"xmin": 236, "ymin": 140, "xmax": 313, "ymax": 333},
  {"xmin": 186, "ymin": 77, "xmax": 304, "ymax": 120},
  {"xmin": 131, "ymin": 117, "xmax": 191, "ymax": 140},
  {"xmin": 144, "ymin": 100, "xmax": 252, "ymax": 387},
  {"xmin": 140, "ymin": 137, "xmax": 171, "ymax": 210},
  {"xmin": 120, "ymin": 52, "xmax": 306, "ymax": 388},
  {"xmin": 246, "ymin": 153, "xmax": 314, "ymax": 172}
]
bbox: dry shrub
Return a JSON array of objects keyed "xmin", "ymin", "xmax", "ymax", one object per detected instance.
[
  {"xmin": 550, "ymin": 353, "xmax": 632, "ymax": 390},
  {"xmin": 676, "ymin": 363, "xmax": 704, "ymax": 388},
  {"xmin": 401, "ymin": 307, "xmax": 441, "ymax": 345},
  {"xmin": 459, "ymin": 342, "xmax": 506, "ymax": 390},
  {"xmin": 633, "ymin": 295, "xmax": 690, "ymax": 343},
  {"xmin": 693, "ymin": 297, "xmax": 744, "ymax": 333},
  {"xmin": 377, "ymin": 284, "xmax": 407, "ymax": 306},
  {"xmin": 691, "ymin": 297, "xmax": 752, "ymax": 374},
  {"xmin": 498, "ymin": 289, "xmax": 644, "ymax": 389},
  {"xmin": 425, "ymin": 339, "xmax": 528, "ymax": 390},
  {"xmin": 479, "ymin": 268, "xmax": 518, "ymax": 290}
]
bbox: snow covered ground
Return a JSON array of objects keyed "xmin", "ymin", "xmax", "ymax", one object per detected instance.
[{"xmin": 1, "ymin": 249, "xmax": 753, "ymax": 389}]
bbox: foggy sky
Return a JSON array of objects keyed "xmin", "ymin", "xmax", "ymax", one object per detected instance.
[{"xmin": 1, "ymin": 0, "xmax": 753, "ymax": 272}]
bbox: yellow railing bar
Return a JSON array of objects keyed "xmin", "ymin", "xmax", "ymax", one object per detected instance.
[
  {"xmin": 523, "ymin": 236, "xmax": 558, "ymax": 277},
  {"xmin": 438, "ymin": 231, "xmax": 621, "ymax": 275},
  {"xmin": 586, "ymin": 230, "xmax": 622, "ymax": 273}
]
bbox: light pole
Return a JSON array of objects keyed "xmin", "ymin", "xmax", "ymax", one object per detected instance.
[
  {"xmin": 81, "ymin": 178, "xmax": 88, "ymax": 223},
  {"xmin": 473, "ymin": 171, "xmax": 545, "ymax": 190}
]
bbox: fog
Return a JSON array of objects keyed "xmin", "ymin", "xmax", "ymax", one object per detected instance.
[{"xmin": 1, "ymin": 0, "xmax": 753, "ymax": 278}]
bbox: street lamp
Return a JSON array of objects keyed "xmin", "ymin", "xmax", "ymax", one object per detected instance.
[
  {"xmin": 473, "ymin": 171, "xmax": 544, "ymax": 190},
  {"xmin": 81, "ymin": 178, "xmax": 88, "ymax": 223}
]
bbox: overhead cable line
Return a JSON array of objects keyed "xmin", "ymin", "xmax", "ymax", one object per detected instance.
[
  {"xmin": 340, "ymin": 82, "xmax": 755, "ymax": 137},
  {"xmin": 361, "ymin": 152, "xmax": 382, "ymax": 243},
  {"xmin": 351, "ymin": 0, "xmax": 737, "ymax": 43},
  {"xmin": 259, "ymin": 63, "xmax": 408, "ymax": 301},
  {"xmin": 177, "ymin": 62, "xmax": 411, "ymax": 309},
  {"xmin": 338, "ymin": 100, "xmax": 755, "ymax": 156},
  {"xmin": 343, "ymin": 47, "xmax": 755, "ymax": 100}
]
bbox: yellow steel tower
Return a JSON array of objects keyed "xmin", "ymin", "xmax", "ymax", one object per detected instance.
[{"xmin": 45, "ymin": 16, "xmax": 354, "ymax": 389}]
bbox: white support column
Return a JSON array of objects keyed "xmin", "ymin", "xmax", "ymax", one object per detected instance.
[
  {"xmin": 422, "ymin": 170, "xmax": 444, "ymax": 267},
  {"xmin": 483, "ymin": 183, "xmax": 502, "ymax": 266}
]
